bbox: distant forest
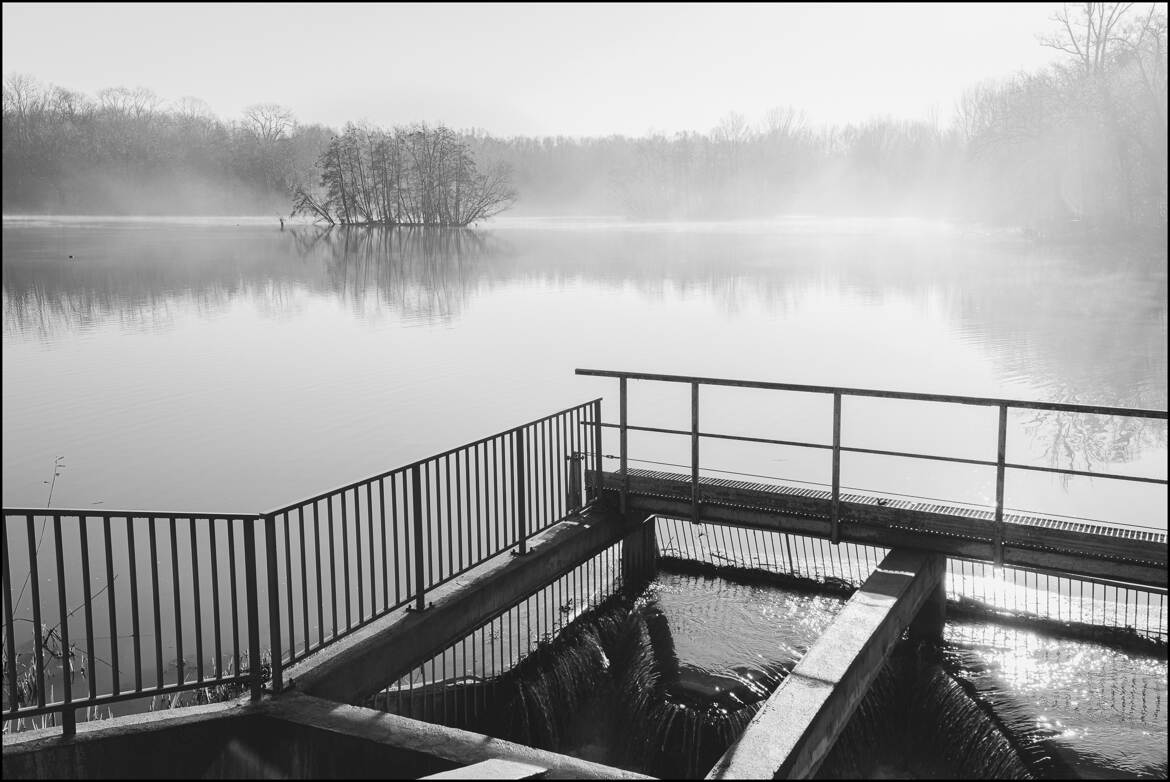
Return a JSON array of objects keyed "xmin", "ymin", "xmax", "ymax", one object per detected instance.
[{"xmin": 2, "ymin": 4, "xmax": 1165, "ymax": 237}]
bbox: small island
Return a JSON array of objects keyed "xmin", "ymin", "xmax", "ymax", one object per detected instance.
[{"xmin": 291, "ymin": 122, "xmax": 516, "ymax": 227}]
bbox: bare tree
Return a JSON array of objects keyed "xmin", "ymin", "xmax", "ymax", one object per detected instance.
[{"xmin": 243, "ymin": 103, "xmax": 295, "ymax": 143}]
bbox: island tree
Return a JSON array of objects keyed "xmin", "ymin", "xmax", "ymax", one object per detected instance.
[{"xmin": 291, "ymin": 123, "xmax": 517, "ymax": 226}]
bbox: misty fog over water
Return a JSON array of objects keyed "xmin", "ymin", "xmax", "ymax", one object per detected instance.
[{"xmin": 3, "ymin": 217, "xmax": 1165, "ymax": 532}]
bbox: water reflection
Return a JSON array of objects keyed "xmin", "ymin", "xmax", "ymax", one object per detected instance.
[{"xmin": 1, "ymin": 219, "xmax": 1165, "ymax": 510}]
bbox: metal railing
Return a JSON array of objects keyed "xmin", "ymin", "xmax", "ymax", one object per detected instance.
[
  {"xmin": 261, "ymin": 399, "xmax": 602, "ymax": 685},
  {"xmin": 575, "ymin": 369, "xmax": 1168, "ymax": 562},
  {"xmin": 1, "ymin": 399, "xmax": 602, "ymax": 735},
  {"xmin": 1, "ymin": 511, "xmax": 264, "ymax": 734}
]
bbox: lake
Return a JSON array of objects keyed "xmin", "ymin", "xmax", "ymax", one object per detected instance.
[{"xmin": 3, "ymin": 216, "xmax": 1166, "ymax": 530}]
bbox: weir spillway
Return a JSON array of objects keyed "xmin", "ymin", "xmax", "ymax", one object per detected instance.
[{"xmin": 3, "ymin": 369, "xmax": 1166, "ymax": 779}]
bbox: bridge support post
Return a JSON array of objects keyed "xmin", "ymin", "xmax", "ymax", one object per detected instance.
[
  {"xmin": 908, "ymin": 572, "xmax": 946, "ymax": 642},
  {"xmin": 620, "ymin": 515, "xmax": 657, "ymax": 590}
]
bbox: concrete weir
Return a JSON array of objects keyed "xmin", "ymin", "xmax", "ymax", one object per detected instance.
[
  {"xmin": 290, "ymin": 507, "xmax": 655, "ymax": 704},
  {"xmin": 707, "ymin": 549, "xmax": 946, "ymax": 780}
]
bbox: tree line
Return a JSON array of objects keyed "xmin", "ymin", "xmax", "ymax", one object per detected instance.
[{"xmin": 3, "ymin": 3, "xmax": 1165, "ymax": 238}]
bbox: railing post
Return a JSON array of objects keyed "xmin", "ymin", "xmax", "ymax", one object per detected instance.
[
  {"xmin": 994, "ymin": 405, "xmax": 1008, "ymax": 567},
  {"xmin": 567, "ymin": 452, "xmax": 582, "ymax": 514},
  {"xmin": 691, "ymin": 381, "xmax": 701, "ymax": 524},
  {"xmin": 411, "ymin": 465, "xmax": 427, "ymax": 611},
  {"xmin": 263, "ymin": 513, "xmax": 283, "ymax": 694},
  {"xmin": 52, "ymin": 516, "xmax": 75, "ymax": 736},
  {"xmin": 591, "ymin": 399, "xmax": 603, "ymax": 504},
  {"xmin": 620, "ymin": 377, "xmax": 629, "ymax": 515},
  {"xmin": 243, "ymin": 516, "xmax": 262, "ymax": 701},
  {"xmin": 516, "ymin": 428, "xmax": 529, "ymax": 555},
  {"xmin": 831, "ymin": 392, "xmax": 842, "ymax": 544}
]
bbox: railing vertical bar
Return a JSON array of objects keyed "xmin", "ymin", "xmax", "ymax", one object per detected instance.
[
  {"xmin": 27, "ymin": 515, "xmax": 45, "ymax": 708},
  {"xmin": 444, "ymin": 457, "xmax": 453, "ymax": 581},
  {"xmin": 474, "ymin": 445, "xmax": 483, "ymax": 565},
  {"xmin": 209, "ymin": 518, "xmax": 222, "ymax": 680},
  {"xmin": 189, "ymin": 517, "xmax": 203, "ymax": 684},
  {"xmin": 531, "ymin": 428, "xmax": 538, "ymax": 534},
  {"xmin": 328, "ymin": 497, "xmax": 337, "ymax": 639},
  {"xmin": 424, "ymin": 461, "xmax": 434, "ymax": 588},
  {"xmin": 299, "ymin": 508, "xmax": 309, "ymax": 656},
  {"xmin": 546, "ymin": 417, "xmax": 555, "ymax": 526},
  {"xmin": 432, "ymin": 459, "xmax": 444, "ymax": 584},
  {"xmin": 354, "ymin": 490, "xmax": 364, "ymax": 623},
  {"xmin": 561, "ymin": 411, "xmax": 570, "ymax": 518},
  {"xmin": 691, "ymin": 382, "xmax": 700, "ymax": 523},
  {"xmin": 226, "ymin": 519, "xmax": 239, "ymax": 680},
  {"xmin": 454, "ymin": 455, "xmax": 464, "ymax": 574},
  {"xmin": 103, "ymin": 516, "xmax": 119, "ymax": 695},
  {"xmin": 542, "ymin": 419, "xmax": 552, "ymax": 529},
  {"xmin": 411, "ymin": 466, "xmax": 426, "ymax": 611},
  {"xmin": 2, "ymin": 520, "xmax": 18, "ymax": 714},
  {"xmin": 995, "ymin": 404, "xmax": 1008, "ymax": 567},
  {"xmin": 378, "ymin": 481, "xmax": 388, "ymax": 613},
  {"xmin": 242, "ymin": 517, "xmax": 261, "ymax": 701},
  {"xmin": 620, "ymin": 377, "xmax": 629, "ymax": 514},
  {"xmin": 390, "ymin": 476, "xmax": 401, "ymax": 607},
  {"xmin": 547, "ymin": 418, "xmax": 556, "ymax": 526},
  {"xmin": 283, "ymin": 511, "xmax": 295, "ymax": 657},
  {"xmin": 264, "ymin": 513, "xmax": 283, "ymax": 693},
  {"xmin": 366, "ymin": 482, "xmax": 376, "ymax": 617},
  {"xmin": 149, "ymin": 517, "xmax": 163, "ymax": 690},
  {"xmin": 831, "ymin": 392, "xmax": 842, "ymax": 544},
  {"xmin": 503, "ymin": 433, "xmax": 513, "ymax": 543},
  {"xmin": 592, "ymin": 400, "xmax": 603, "ymax": 504},
  {"xmin": 314, "ymin": 501, "xmax": 324, "ymax": 647},
  {"xmin": 169, "ymin": 517, "xmax": 183, "ymax": 687},
  {"xmin": 341, "ymin": 491, "xmax": 351, "ymax": 630},
  {"xmin": 489, "ymin": 438, "xmax": 500, "ymax": 550},
  {"xmin": 79, "ymin": 514, "xmax": 96, "ymax": 700},
  {"xmin": 516, "ymin": 428, "xmax": 528, "ymax": 554},
  {"xmin": 52, "ymin": 515, "xmax": 74, "ymax": 734}
]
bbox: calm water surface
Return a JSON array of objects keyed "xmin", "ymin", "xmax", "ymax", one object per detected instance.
[{"xmin": 4, "ymin": 216, "xmax": 1166, "ymax": 528}]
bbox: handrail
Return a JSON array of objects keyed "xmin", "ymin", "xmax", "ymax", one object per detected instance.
[
  {"xmin": 575, "ymin": 368, "xmax": 1169, "ymax": 419},
  {"xmin": 575, "ymin": 367, "xmax": 1168, "ymax": 563}
]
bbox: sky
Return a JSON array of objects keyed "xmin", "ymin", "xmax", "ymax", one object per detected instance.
[{"xmin": 3, "ymin": 2, "xmax": 1077, "ymax": 137}]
